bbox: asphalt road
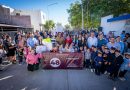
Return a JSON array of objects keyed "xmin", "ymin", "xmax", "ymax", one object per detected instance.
[{"xmin": 0, "ymin": 64, "xmax": 130, "ymax": 90}]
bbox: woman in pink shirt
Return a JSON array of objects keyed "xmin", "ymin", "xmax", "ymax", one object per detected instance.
[{"xmin": 26, "ymin": 48, "xmax": 40, "ymax": 71}]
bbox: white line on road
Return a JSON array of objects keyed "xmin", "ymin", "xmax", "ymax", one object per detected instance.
[{"xmin": 0, "ymin": 75, "xmax": 13, "ymax": 81}]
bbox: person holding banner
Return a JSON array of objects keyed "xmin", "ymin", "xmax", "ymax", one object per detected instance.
[
  {"xmin": 26, "ymin": 48, "xmax": 40, "ymax": 71},
  {"xmin": 42, "ymin": 35, "xmax": 52, "ymax": 51}
]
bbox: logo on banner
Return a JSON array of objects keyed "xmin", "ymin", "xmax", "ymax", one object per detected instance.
[{"xmin": 50, "ymin": 58, "xmax": 61, "ymax": 67}]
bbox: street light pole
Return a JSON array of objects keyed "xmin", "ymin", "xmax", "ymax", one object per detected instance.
[
  {"xmin": 47, "ymin": 3, "xmax": 58, "ymax": 30},
  {"xmin": 87, "ymin": 0, "xmax": 89, "ymax": 29},
  {"xmin": 81, "ymin": 0, "xmax": 84, "ymax": 30}
]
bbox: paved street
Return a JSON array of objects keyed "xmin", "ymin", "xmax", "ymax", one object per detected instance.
[{"xmin": 0, "ymin": 64, "xmax": 130, "ymax": 90}]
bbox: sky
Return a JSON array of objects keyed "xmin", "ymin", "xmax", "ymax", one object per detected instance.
[{"xmin": 0, "ymin": 0, "xmax": 78, "ymax": 26}]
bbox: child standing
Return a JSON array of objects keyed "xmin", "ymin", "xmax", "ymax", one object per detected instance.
[
  {"xmin": 119, "ymin": 53, "xmax": 130, "ymax": 81},
  {"xmin": 18, "ymin": 49, "xmax": 23, "ymax": 65},
  {"xmin": 94, "ymin": 51, "xmax": 103, "ymax": 75},
  {"xmin": 107, "ymin": 47, "xmax": 116, "ymax": 77},
  {"xmin": 85, "ymin": 48, "xmax": 91, "ymax": 68},
  {"xmin": 23, "ymin": 46, "xmax": 30, "ymax": 59},
  {"xmin": 91, "ymin": 46, "xmax": 98, "ymax": 72},
  {"xmin": 109, "ymin": 49, "xmax": 124, "ymax": 80}
]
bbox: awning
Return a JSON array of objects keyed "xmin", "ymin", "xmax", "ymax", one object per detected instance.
[
  {"xmin": 0, "ymin": 24, "xmax": 33, "ymax": 29},
  {"xmin": 107, "ymin": 14, "xmax": 130, "ymax": 22}
]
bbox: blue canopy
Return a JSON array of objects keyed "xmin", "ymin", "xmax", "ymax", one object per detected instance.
[{"xmin": 107, "ymin": 14, "xmax": 130, "ymax": 22}]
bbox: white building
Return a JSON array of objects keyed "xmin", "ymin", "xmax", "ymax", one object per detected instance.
[
  {"xmin": 101, "ymin": 14, "xmax": 130, "ymax": 36},
  {"xmin": 51, "ymin": 23, "xmax": 64, "ymax": 36},
  {"xmin": 12, "ymin": 10, "xmax": 46, "ymax": 31}
]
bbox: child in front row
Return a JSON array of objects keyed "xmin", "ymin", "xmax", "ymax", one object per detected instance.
[
  {"xmin": 85, "ymin": 48, "xmax": 91, "ymax": 68},
  {"xmin": 94, "ymin": 51, "xmax": 103, "ymax": 75},
  {"xmin": 91, "ymin": 46, "xmax": 98, "ymax": 72},
  {"xmin": 119, "ymin": 52, "xmax": 130, "ymax": 81},
  {"xmin": 26, "ymin": 48, "xmax": 40, "ymax": 71}
]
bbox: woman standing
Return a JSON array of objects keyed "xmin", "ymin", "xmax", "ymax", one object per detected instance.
[{"xmin": 7, "ymin": 37, "xmax": 16, "ymax": 64}]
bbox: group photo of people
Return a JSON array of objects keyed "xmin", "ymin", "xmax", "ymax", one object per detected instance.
[{"xmin": 0, "ymin": 30, "xmax": 130, "ymax": 81}]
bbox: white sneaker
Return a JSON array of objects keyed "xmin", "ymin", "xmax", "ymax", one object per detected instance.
[
  {"xmin": 19, "ymin": 63, "xmax": 22, "ymax": 65},
  {"xmin": 119, "ymin": 77, "xmax": 126, "ymax": 81},
  {"xmin": 91, "ymin": 69, "xmax": 93, "ymax": 72},
  {"xmin": 104, "ymin": 71, "xmax": 107, "ymax": 74},
  {"xmin": 93, "ymin": 69, "xmax": 95, "ymax": 72}
]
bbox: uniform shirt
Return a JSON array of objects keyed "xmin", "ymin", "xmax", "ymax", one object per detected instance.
[{"xmin": 94, "ymin": 56, "xmax": 103, "ymax": 66}]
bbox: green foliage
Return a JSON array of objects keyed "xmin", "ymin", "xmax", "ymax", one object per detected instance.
[
  {"xmin": 67, "ymin": 0, "xmax": 130, "ymax": 29},
  {"xmin": 64, "ymin": 24, "xmax": 71, "ymax": 30},
  {"xmin": 44, "ymin": 20, "xmax": 55, "ymax": 30}
]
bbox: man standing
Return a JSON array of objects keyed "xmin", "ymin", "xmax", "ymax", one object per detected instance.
[
  {"xmin": 97, "ymin": 32, "xmax": 107, "ymax": 48},
  {"xmin": 87, "ymin": 32, "xmax": 98, "ymax": 48},
  {"xmin": 107, "ymin": 37, "xmax": 121, "ymax": 50},
  {"xmin": 27, "ymin": 33, "xmax": 38, "ymax": 48},
  {"xmin": 116, "ymin": 36, "xmax": 124, "ymax": 54}
]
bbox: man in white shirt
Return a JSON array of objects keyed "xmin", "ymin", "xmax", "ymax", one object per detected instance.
[{"xmin": 87, "ymin": 32, "xmax": 98, "ymax": 48}]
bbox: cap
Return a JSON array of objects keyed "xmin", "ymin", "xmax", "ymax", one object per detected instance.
[
  {"xmin": 98, "ymin": 51, "xmax": 102, "ymax": 54},
  {"xmin": 115, "ymin": 49, "xmax": 120, "ymax": 53},
  {"xmin": 124, "ymin": 52, "xmax": 130, "ymax": 55},
  {"xmin": 110, "ymin": 47, "xmax": 116, "ymax": 50},
  {"xmin": 92, "ymin": 45, "xmax": 96, "ymax": 48},
  {"xmin": 104, "ymin": 46, "xmax": 109, "ymax": 49}
]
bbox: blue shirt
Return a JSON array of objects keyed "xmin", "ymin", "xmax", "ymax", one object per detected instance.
[
  {"xmin": 117, "ymin": 41, "xmax": 124, "ymax": 54},
  {"xmin": 27, "ymin": 38, "xmax": 36, "ymax": 48},
  {"xmin": 120, "ymin": 58, "xmax": 130, "ymax": 71},
  {"xmin": 97, "ymin": 38, "xmax": 107, "ymax": 48},
  {"xmin": 94, "ymin": 56, "xmax": 103, "ymax": 66},
  {"xmin": 107, "ymin": 42, "xmax": 121, "ymax": 50}
]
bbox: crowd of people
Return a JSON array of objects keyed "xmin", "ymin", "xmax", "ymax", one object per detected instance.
[{"xmin": 0, "ymin": 30, "xmax": 130, "ymax": 81}]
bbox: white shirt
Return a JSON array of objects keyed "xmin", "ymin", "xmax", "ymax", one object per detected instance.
[{"xmin": 87, "ymin": 36, "xmax": 98, "ymax": 48}]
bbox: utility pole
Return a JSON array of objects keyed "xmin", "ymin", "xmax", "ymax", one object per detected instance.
[
  {"xmin": 81, "ymin": 0, "xmax": 84, "ymax": 30},
  {"xmin": 47, "ymin": 3, "xmax": 58, "ymax": 30}
]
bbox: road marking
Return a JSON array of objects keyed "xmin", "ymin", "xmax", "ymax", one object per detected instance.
[{"xmin": 0, "ymin": 75, "xmax": 13, "ymax": 81}]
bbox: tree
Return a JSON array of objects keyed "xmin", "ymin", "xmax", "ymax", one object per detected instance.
[
  {"xmin": 67, "ymin": 1, "xmax": 82, "ymax": 29},
  {"xmin": 64, "ymin": 24, "xmax": 71, "ymax": 30},
  {"xmin": 67, "ymin": 0, "xmax": 130, "ymax": 29},
  {"xmin": 44, "ymin": 20, "xmax": 55, "ymax": 30}
]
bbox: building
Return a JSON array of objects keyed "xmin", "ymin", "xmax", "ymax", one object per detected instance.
[
  {"xmin": 12, "ymin": 9, "xmax": 46, "ymax": 31},
  {"xmin": 0, "ymin": 5, "xmax": 32, "ymax": 33},
  {"xmin": 101, "ymin": 14, "xmax": 130, "ymax": 36}
]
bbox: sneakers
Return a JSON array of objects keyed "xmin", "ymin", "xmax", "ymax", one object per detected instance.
[
  {"xmin": 90, "ymin": 69, "xmax": 95, "ymax": 72},
  {"xmin": 104, "ymin": 71, "xmax": 107, "ymax": 74},
  {"xmin": 91, "ymin": 69, "xmax": 93, "ymax": 72},
  {"xmin": 119, "ymin": 77, "xmax": 126, "ymax": 81}
]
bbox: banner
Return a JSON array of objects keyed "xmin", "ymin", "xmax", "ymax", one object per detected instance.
[
  {"xmin": 36, "ymin": 45, "xmax": 47, "ymax": 53},
  {"xmin": 42, "ymin": 52, "xmax": 84, "ymax": 69},
  {"xmin": 42, "ymin": 38, "xmax": 52, "ymax": 51}
]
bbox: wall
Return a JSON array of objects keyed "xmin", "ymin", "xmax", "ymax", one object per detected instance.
[
  {"xmin": 101, "ymin": 15, "xmax": 127, "ymax": 36},
  {"xmin": 0, "ymin": 5, "xmax": 11, "ymax": 24},
  {"xmin": 11, "ymin": 15, "xmax": 31, "ymax": 28},
  {"xmin": 12, "ymin": 10, "xmax": 46, "ymax": 31}
]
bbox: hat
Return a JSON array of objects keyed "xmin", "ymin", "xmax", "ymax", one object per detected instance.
[
  {"xmin": 110, "ymin": 47, "xmax": 116, "ymax": 50},
  {"xmin": 115, "ymin": 49, "xmax": 120, "ymax": 53},
  {"xmin": 104, "ymin": 46, "xmax": 109, "ymax": 49},
  {"xmin": 98, "ymin": 51, "xmax": 102, "ymax": 54},
  {"xmin": 92, "ymin": 45, "xmax": 96, "ymax": 48}
]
